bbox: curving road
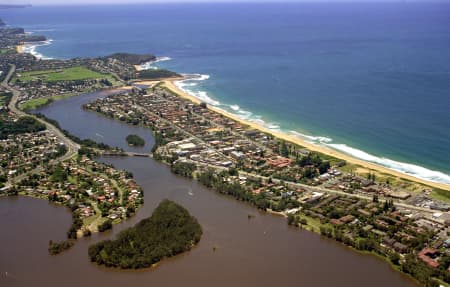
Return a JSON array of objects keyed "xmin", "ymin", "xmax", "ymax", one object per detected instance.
[{"xmin": 2, "ymin": 65, "xmax": 80, "ymax": 186}]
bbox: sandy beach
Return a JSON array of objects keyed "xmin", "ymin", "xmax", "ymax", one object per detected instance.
[
  {"xmin": 16, "ymin": 44, "xmax": 24, "ymax": 53},
  {"xmin": 134, "ymin": 65, "xmax": 144, "ymax": 71},
  {"xmin": 161, "ymin": 79, "xmax": 450, "ymax": 192}
]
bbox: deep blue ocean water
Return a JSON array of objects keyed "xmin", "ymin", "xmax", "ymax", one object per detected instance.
[{"xmin": 2, "ymin": 3, "xmax": 450, "ymax": 184}]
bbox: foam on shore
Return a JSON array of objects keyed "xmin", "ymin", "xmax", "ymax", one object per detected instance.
[
  {"xmin": 22, "ymin": 39, "xmax": 54, "ymax": 60},
  {"xmin": 327, "ymin": 144, "xmax": 450, "ymax": 185},
  {"xmin": 174, "ymin": 74, "xmax": 219, "ymax": 106},
  {"xmin": 171, "ymin": 73, "xmax": 450, "ymax": 186},
  {"xmin": 138, "ymin": 56, "xmax": 172, "ymax": 70}
]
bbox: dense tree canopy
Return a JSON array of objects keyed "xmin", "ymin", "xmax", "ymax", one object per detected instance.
[
  {"xmin": 88, "ymin": 200, "xmax": 202, "ymax": 269},
  {"xmin": 0, "ymin": 116, "xmax": 46, "ymax": 139},
  {"xmin": 138, "ymin": 69, "xmax": 180, "ymax": 80},
  {"xmin": 126, "ymin": 134, "xmax": 145, "ymax": 146}
]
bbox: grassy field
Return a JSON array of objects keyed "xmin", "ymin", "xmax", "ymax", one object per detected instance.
[
  {"xmin": 0, "ymin": 48, "xmax": 14, "ymax": 55},
  {"xmin": 431, "ymin": 189, "xmax": 450, "ymax": 204},
  {"xmin": 19, "ymin": 93, "xmax": 76, "ymax": 110},
  {"xmin": 15, "ymin": 66, "xmax": 116, "ymax": 83}
]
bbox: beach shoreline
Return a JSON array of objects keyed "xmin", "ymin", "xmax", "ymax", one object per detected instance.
[
  {"xmin": 160, "ymin": 79, "xmax": 450, "ymax": 192},
  {"xmin": 134, "ymin": 65, "xmax": 144, "ymax": 71},
  {"xmin": 16, "ymin": 44, "xmax": 24, "ymax": 53}
]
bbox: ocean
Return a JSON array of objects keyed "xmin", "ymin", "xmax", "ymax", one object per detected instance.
[{"xmin": 2, "ymin": 2, "xmax": 450, "ymax": 185}]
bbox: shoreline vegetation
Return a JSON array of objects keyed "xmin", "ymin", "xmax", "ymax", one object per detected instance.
[
  {"xmin": 162, "ymin": 80, "xmax": 450, "ymax": 193},
  {"xmin": 1, "ymin": 18, "xmax": 449, "ymax": 286},
  {"xmin": 88, "ymin": 199, "xmax": 202, "ymax": 269},
  {"xmin": 84, "ymin": 81, "xmax": 449, "ymax": 286},
  {"xmin": 126, "ymin": 134, "xmax": 145, "ymax": 147}
]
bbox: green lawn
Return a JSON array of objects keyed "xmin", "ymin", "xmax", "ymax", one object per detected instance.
[
  {"xmin": 19, "ymin": 93, "xmax": 77, "ymax": 110},
  {"xmin": 431, "ymin": 188, "xmax": 450, "ymax": 204},
  {"xmin": 15, "ymin": 66, "xmax": 116, "ymax": 83},
  {"xmin": 0, "ymin": 48, "xmax": 14, "ymax": 55}
]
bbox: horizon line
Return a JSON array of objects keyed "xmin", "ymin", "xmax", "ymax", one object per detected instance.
[{"xmin": 6, "ymin": 0, "xmax": 450, "ymax": 7}]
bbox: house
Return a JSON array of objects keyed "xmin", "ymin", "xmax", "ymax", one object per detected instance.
[
  {"xmin": 339, "ymin": 215, "xmax": 355, "ymax": 224},
  {"xmin": 393, "ymin": 242, "xmax": 408, "ymax": 254},
  {"xmin": 330, "ymin": 219, "xmax": 343, "ymax": 226},
  {"xmin": 388, "ymin": 191, "xmax": 411, "ymax": 200},
  {"xmin": 418, "ymin": 248, "xmax": 440, "ymax": 268}
]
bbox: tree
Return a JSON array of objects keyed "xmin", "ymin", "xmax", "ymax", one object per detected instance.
[
  {"xmin": 287, "ymin": 214, "xmax": 295, "ymax": 225},
  {"xmin": 388, "ymin": 251, "xmax": 400, "ymax": 265},
  {"xmin": 318, "ymin": 161, "xmax": 330, "ymax": 174},
  {"xmin": 372, "ymin": 194, "xmax": 379, "ymax": 203},
  {"xmin": 88, "ymin": 200, "xmax": 202, "ymax": 269},
  {"xmin": 280, "ymin": 141, "xmax": 289, "ymax": 157}
]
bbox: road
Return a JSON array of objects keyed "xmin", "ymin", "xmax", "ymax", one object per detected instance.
[
  {"xmin": 127, "ymin": 92, "xmax": 444, "ymax": 215},
  {"xmin": 177, "ymin": 158, "xmax": 441, "ymax": 215},
  {"xmin": 2, "ymin": 64, "xmax": 80, "ymax": 186}
]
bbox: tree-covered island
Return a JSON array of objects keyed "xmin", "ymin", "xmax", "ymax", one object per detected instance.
[
  {"xmin": 125, "ymin": 134, "xmax": 145, "ymax": 146},
  {"xmin": 88, "ymin": 200, "xmax": 202, "ymax": 269}
]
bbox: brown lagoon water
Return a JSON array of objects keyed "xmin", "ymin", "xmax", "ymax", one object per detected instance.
[{"xmin": 0, "ymin": 90, "xmax": 418, "ymax": 287}]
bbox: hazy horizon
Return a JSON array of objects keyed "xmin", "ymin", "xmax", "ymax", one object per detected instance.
[{"xmin": 3, "ymin": 0, "xmax": 450, "ymax": 6}]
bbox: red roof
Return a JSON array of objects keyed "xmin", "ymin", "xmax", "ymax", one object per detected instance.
[{"xmin": 418, "ymin": 248, "xmax": 440, "ymax": 268}]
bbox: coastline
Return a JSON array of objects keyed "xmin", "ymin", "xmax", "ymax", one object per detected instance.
[
  {"xmin": 162, "ymin": 79, "xmax": 450, "ymax": 192},
  {"xmin": 12, "ymin": 29, "xmax": 450, "ymax": 192},
  {"xmin": 16, "ymin": 44, "xmax": 24, "ymax": 53},
  {"xmin": 133, "ymin": 64, "xmax": 144, "ymax": 71}
]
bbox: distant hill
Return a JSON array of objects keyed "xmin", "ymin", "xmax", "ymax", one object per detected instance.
[
  {"xmin": 0, "ymin": 4, "xmax": 31, "ymax": 9},
  {"xmin": 107, "ymin": 53, "xmax": 156, "ymax": 65},
  {"xmin": 138, "ymin": 69, "xmax": 181, "ymax": 80}
]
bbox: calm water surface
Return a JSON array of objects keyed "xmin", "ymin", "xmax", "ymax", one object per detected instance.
[{"xmin": 0, "ymin": 91, "xmax": 417, "ymax": 287}]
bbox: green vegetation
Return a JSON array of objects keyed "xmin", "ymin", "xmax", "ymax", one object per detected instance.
[
  {"xmin": 125, "ymin": 134, "xmax": 145, "ymax": 146},
  {"xmin": 0, "ymin": 91, "xmax": 12, "ymax": 107},
  {"xmin": 171, "ymin": 161, "xmax": 196, "ymax": 178},
  {"xmin": 19, "ymin": 97, "xmax": 50, "ymax": 110},
  {"xmin": 88, "ymin": 200, "xmax": 202, "ymax": 269},
  {"xmin": 138, "ymin": 68, "xmax": 180, "ymax": 80},
  {"xmin": 98, "ymin": 219, "xmax": 113, "ymax": 232},
  {"xmin": 431, "ymin": 188, "xmax": 450, "ymax": 204},
  {"xmin": 19, "ymin": 93, "xmax": 76, "ymax": 110},
  {"xmin": 401, "ymin": 254, "xmax": 447, "ymax": 287},
  {"xmin": 0, "ymin": 48, "xmax": 14, "ymax": 55},
  {"xmin": 0, "ymin": 116, "xmax": 46, "ymax": 139},
  {"xmin": 15, "ymin": 66, "xmax": 115, "ymax": 83},
  {"xmin": 48, "ymin": 240, "xmax": 74, "ymax": 255},
  {"xmin": 107, "ymin": 53, "xmax": 156, "ymax": 65}
]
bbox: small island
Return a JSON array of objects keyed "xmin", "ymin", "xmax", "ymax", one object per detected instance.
[
  {"xmin": 125, "ymin": 134, "xmax": 145, "ymax": 146},
  {"xmin": 88, "ymin": 200, "xmax": 202, "ymax": 269}
]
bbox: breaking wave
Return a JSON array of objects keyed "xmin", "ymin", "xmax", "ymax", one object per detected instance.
[
  {"xmin": 22, "ymin": 39, "xmax": 54, "ymax": 60},
  {"xmin": 327, "ymin": 144, "xmax": 450, "ymax": 185},
  {"xmin": 173, "ymin": 70, "xmax": 450, "ymax": 185},
  {"xmin": 174, "ymin": 74, "xmax": 219, "ymax": 106},
  {"xmin": 138, "ymin": 56, "xmax": 172, "ymax": 70}
]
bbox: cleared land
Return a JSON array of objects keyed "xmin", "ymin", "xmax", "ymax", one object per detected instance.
[
  {"xmin": 19, "ymin": 93, "xmax": 75, "ymax": 110},
  {"xmin": 14, "ymin": 66, "xmax": 115, "ymax": 83}
]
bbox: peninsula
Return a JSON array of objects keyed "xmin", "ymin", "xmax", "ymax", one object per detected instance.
[{"xmin": 88, "ymin": 199, "xmax": 202, "ymax": 269}]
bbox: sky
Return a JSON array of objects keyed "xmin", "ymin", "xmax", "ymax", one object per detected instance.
[{"xmin": 2, "ymin": 0, "xmax": 447, "ymax": 5}]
